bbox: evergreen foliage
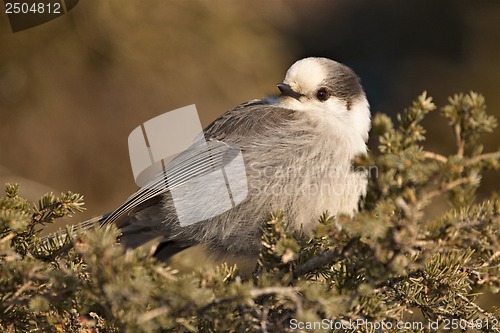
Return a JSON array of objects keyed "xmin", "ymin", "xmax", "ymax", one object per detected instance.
[{"xmin": 0, "ymin": 92, "xmax": 499, "ymax": 332}]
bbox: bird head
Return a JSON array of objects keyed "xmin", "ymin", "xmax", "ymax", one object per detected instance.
[{"xmin": 277, "ymin": 57, "xmax": 371, "ymax": 144}]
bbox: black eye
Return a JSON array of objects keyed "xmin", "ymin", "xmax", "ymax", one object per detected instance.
[{"xmin": 316, "ymin": 88, "xmax": 330, "ymax": 101}]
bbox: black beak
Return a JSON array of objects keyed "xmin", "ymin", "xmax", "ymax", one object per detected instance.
[{"xmin": 277, "ymin": 83, "xmax": 303, "ymax": 100}]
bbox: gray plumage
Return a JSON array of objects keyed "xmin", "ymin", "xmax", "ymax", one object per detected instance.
[{"xmin": 90, "ymin": 57, "xmax": 372, "ymax": 261}]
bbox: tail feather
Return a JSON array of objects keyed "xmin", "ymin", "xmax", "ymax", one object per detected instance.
[
  {"xmin": 153, "ymin": 240, "xmax": 193, "ymax": 261},
  {"xmin": 41, "ymin": 212, "xmax": 193, "ymax": 261},
  {"xmin": 41, "ymin": 213, "xmax": 110, "ymax": 244}
]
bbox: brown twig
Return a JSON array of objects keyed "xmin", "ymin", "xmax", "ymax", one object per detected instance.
[
  {"xmin": 423, "ymin": 151, "xmax": 448, "ymax": 163},
  {"xmin": 292, "ymin": 250, "xmax": 343, "ymax": 278},
  {"xmin": 196, "ymin": 286, "xmax": 302, "ymax": 317},
  {"xmin": 455, "ymin": 124, "xmax": 465, "ymax": 158},
  {"xmin": 466, "ymin": 151, "xmax": 500, "ymax": 166},
  {"xmin": 422, "ymin": 177, "xmax": 471, "ymax": 202}
]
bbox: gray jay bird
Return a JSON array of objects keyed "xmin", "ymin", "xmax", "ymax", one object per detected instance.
[{"xmin": 67, "ymin": 57, "xmax": 371, "ymax": 261}]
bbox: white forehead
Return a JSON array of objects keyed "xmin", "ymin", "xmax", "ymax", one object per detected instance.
[{"xmin": 283, "ymin": 58, "xmax": 327, "ymax": 93}]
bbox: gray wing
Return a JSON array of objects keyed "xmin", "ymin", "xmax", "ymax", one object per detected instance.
[
  {"xmin": 104, "ymin": 99, "xmax": 302, "ymax": 224},
  {"xmin": 102, "ymin": 99, "xmax": 313, "ymax": 257},
  {"xmin": 102, "ymin": 140, "xmax": 242, "ymax": 227}
]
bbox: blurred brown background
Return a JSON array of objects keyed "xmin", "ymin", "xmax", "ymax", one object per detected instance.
[{"xmin": 1, "ymin": 0, "xmax": 499, "ymax": 232}]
